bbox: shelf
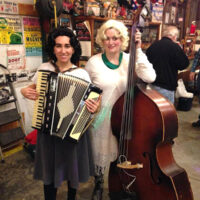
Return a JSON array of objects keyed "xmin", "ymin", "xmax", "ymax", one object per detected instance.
[
  {"xmin": 0, "ymin": 109, "xmax": 21, "ymax": 126},
  {"xmin": 0, "ymin": 127, "xmax": 24, "ymax": 146},
  {"xmin": 0, "ymin": 82, "xmax": 25, "ymax": 162},
  {"xmin": 0, "ymin": 98, "xmax": 16, "ymax": 106},
  {"xmin": 72, "ymin": 16, "xmax": 135, "ymax": 66},
  {"xmin": 73, "ymin": 16, "xmax": 133, "ymax": 25}
]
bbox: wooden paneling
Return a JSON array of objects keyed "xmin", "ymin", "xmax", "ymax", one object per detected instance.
[
  {"xmin": 18, "ymin": 3, "xmax": 38, "ymax": 16},
  {"xmin": 0, "ymin": 113, "xmax": 24, "ymax": 133}
]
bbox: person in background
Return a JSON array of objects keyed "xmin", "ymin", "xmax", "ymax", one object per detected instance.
[
  {"xmin": 189, "ymin": 48, "xmax": 200, "ymax": 127},
  {"xmin": 85, "ymin": 19, "xmax": 156, "ymax": 200},
  {"xmin": 146, "ymin": 25, "xmax": 189, "ymax": 104},
  {"xmin": 21, "ymin": 27, "xmax": 100, "ymax": 200},
  {"xmin": 189, "ymin": 48, "xmax": 200, "ymax": 81}
]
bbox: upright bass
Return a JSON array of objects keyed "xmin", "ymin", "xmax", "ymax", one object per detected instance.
[{"xmin": 108, "ymin": 1, "xmax": 194, "ymax": 200}]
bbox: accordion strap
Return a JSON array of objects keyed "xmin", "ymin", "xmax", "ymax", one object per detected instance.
[
  {"xmin": 50, "ymin": 60, "xmax": 77, "ymax": 73},
  {"xmin": 82, "ymin": 117, "xmax": 95, "ymax": 135}
]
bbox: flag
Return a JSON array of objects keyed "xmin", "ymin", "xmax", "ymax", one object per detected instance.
[
  {"xmin": 151, "ymin": 0, "xmax": 163, "ymax": 4},
  {"xmin": 131, "ymin": 0, "xmax": 142, "ymax": 10}
]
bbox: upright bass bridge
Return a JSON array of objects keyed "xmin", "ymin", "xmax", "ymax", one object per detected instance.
[{"xmin": 117, "ymin": 161, "xmax": 143, "ymax": 169}]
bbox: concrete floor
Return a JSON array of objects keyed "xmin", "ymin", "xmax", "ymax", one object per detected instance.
[
  {"xmin": 173, "ymin": 97, "xmax": 200, "ymax": 200},
  {"xmin": 0, "ymin": 98, "xmax": 200, "ymax": 200}
]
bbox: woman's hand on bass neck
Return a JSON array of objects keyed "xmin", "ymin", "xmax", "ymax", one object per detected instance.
[{"xmin": 135, "ymin": 29, "xmax": 142, "ymax": 49}]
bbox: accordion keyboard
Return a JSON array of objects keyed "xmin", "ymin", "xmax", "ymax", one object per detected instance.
[{"xmin": 32, "ymin": 71, "xmax": 50, "ymax": 130}]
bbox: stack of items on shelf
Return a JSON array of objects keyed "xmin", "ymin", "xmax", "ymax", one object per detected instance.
[{"xmin": 71, "ymin": 0, "xmax": 135, "ymax": 20}]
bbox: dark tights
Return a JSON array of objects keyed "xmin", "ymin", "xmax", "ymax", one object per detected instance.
[
  {"xmin": 67, "ymin": 182, "xmax": 77, "ymax": 200},
  {"xmin": 44, "ymin": 183, "xmax": 57, "ymax": 200},
  {"xmin": 43, "ymin": 181, "xmax": 77, "ymax": 200}
]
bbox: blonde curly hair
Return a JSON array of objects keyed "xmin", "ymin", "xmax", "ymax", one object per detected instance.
[{"xmin": 96, "ymin": 19, "xmax": 129, "ymax": 51}]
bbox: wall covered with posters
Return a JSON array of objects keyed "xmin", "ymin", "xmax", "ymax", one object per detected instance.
[
  {"xmin": 0, "ymin": 0, "xmax": 42, "ymax": 76},
  {"xmin": 0, "ymin": 0, "xmax": 42, "ymax": 135}
]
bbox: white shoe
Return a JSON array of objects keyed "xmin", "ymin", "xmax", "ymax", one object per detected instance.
[{"xmin": 176, "ymin": 79, "xmax": 193, "ymax": 98}]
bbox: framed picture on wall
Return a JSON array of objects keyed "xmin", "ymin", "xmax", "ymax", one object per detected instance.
[
  {"xmin": 163, "ymin": 1, "xmax": 178, "ymax": 25},
  {"xmin": 170, "ymin": 6, "xmax": 177, "ymax": 24},
  {"xmin": 151, "ymin": 3, "xmax": 164, "ymax": 23},
  {"xmin": 60, "ymin": 15, "xmax": 72, "ymax": 28},
  {"xmin": 141, "ymin": 22, "xmax": 161, "ymax": 50}
]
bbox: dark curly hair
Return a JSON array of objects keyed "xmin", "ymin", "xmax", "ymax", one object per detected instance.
[{"xmin": 46, "ymin": 26, "xmax": 81, "ymax": 64}]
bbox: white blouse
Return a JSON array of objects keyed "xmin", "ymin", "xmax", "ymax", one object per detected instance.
[{"xmin": 85, "ymin": 49, "xmax": 156, "ymax": 174}]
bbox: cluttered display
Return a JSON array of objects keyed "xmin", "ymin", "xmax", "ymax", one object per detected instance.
[{"xmin": 62, "ymin": 0, "xmax": 156, "ymax": 20}]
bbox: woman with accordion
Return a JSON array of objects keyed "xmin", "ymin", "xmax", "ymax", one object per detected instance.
[{"xmin": 21, "ymin": 26, "xmax": 101, "ymax": 200}]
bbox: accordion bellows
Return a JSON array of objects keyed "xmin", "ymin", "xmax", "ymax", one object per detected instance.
[{"xmin": 32, "ymin": 70, "xmax": 102, "ymax": 142}]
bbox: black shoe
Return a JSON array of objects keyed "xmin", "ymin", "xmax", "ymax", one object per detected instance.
[
  {"xmin": 91, "ymin": 187, "xmax": 103, "ymax": 200},
  {"xmin": 91, "ymin": 175, "xmax": 104, "ymax": 200},
  {"xmin": 67, "ymin": 182, "xmax": 77, "ymax": 200},
  {"xmin": 192, "ymin": 120, "xmax": 200, "ymax": 127},
  {"xmin": 67, "ymin": 196, "xmax": 76, "ymax": 200},
  {"xmin": 44, "ymin": 183, "xmax": 57, "ymax": 200},
  {"xmin": 67, "ymin": 193, "xmax": 77, "ymax": 200}
]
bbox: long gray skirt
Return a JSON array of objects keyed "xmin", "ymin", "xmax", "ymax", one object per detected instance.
[{"xmin": 34, "ymin": 130, "xmax": 94, "ymax": 188}]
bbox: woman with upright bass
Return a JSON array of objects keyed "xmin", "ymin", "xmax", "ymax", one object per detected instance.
[
  {"xmin": 108, "ymin": 2, "xmax": 194, "ymax": 200},
  {"xmin": 85, "ymin": 18, "xmax": 156, "ymax": 200}
]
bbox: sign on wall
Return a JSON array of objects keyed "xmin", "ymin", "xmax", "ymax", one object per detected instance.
[
  {"xmin": 151, "ymin": 2, "xmax": 164, "ymax": 23},
  {"xmin": 0, "ymin": 15, "xmax": 22, "ymax": 44},
  {"xmin": 23, "ymin": 17, "xmax": 42, "ymax": 56},
  {"xmin": 7, "ymin": 45, "xmax": 25, "ymax": 71},
  {"xmin": 0, "ymin": 0, "xmax": 18, "ymax": 14},
  {"xmin": 0, "ymin": 45, "xmax": 25, "ymax": 73}
]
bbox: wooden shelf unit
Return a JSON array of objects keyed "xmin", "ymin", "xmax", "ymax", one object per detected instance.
[
  {"xmin": 141, "ymin": 22, "xmax": 161, "ymax": 50},
  {"xmin": 0, "ymin": 82, "xmax": 25, "ymax": 162},
  {"xmin": 72, "ymin": 16, "xmax": 133, "ymax": 57}
]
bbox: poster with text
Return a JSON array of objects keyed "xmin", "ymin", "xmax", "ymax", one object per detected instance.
[
  {"xmin": 7, "ymin": 45, "xmax": 25, "ymax": 72},
  {"xmin": 0, "ymin": 15, "xmax": 22, "ymax": 44},
  {"xmin": 0, "ymin": 0, "xmax": 18, "ymax": 14},
  {"xmin": 23, "ymin": 17, "xmax": 42, "ymax": 56}
]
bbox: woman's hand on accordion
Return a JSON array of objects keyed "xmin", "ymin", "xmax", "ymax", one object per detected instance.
[
  {"xmin": 85, "ymin": 95, "xmax": 102, "ymax": 114},
  {"xmin": 21, "ymin": 84, "xmax": 39, "ymax": 100}
]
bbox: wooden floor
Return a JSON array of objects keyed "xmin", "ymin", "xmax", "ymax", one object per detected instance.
[{"xmin": 0, "ymin": 98, "xmax": 200, "ymax": 200}]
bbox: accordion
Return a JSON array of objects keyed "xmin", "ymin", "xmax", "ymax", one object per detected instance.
[{"xmin": 32, "ymin": 70, "xmax": 102, "ymax": 142}]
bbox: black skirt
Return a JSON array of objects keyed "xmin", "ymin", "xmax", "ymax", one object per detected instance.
[{"xmin": 33, "ymin": 130, "xmax": 94, "ymax": 188}]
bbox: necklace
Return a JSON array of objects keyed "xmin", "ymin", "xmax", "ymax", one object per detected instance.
[{"xmin": 102, "ymin": 52, "xmax": 123, "ymax": 69}]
